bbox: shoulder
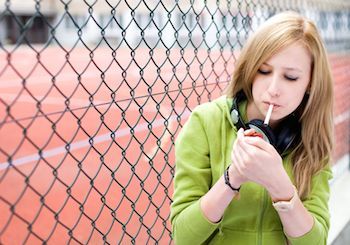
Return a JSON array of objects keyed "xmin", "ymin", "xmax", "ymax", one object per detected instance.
[
  {"xmin": 177, "ymin": 96, "xmax": 231, "ymax": 144},
  {"xmin": 190, "ymin": 95, "xmax": 230, "ymax": 124}
]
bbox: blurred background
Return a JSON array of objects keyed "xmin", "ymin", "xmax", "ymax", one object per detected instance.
[{"xmin": 0, "ymin": 0, "xmax": 349, "ymax": 244}]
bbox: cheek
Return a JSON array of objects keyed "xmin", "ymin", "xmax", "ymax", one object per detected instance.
[
  {"xmin": 251, "ymin": 78, "xmax": 266, "ymax": 96},
  {"xmin": 287, "ymin": 89, "xmax": 307, "ymax": 110},
  {"xmin": 293, "ymin": 81, "xmax": 309, "ymax": 101}
]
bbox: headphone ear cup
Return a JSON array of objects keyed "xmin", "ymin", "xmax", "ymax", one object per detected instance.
[
  {"xmin": 275, "ymin": 129, "xmax": 296, "ymax": 154},
  {"xmin": 231, "ymin": 108, "xmax": 239, "ymax": 124},
  {"xmin": 230, "ymin": 95, "xmax": 249, "ymax": 130},
  {"xmin": 275, "ymin": 117, "xmax": 300, "ymax": 154}
]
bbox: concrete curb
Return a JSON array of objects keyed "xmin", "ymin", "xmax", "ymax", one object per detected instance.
[{"xmin": 328, "ymin": 154, "xmax": 350, "ymax": 244}]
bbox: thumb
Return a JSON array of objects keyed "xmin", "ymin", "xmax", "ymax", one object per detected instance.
[{"xmin": 237, "ymin": 128, "xmax": 244, "ymax": 137}]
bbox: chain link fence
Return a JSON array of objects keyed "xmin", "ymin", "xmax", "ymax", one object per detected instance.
[{"xmin": 0, "ymin": 0, "xmax": 349, "ymax": 244}]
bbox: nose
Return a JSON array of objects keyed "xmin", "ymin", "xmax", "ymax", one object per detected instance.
[{"xmin": 267, "ymin": 74, "xmax": 280, "ymax": 97}]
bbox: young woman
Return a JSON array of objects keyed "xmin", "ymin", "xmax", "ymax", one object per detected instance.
[{"xmin": 170, "ymin": 12, "xmax": 333, "ymax": 244}]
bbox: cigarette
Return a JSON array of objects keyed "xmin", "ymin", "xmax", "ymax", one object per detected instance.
[{"xmin": 264, "ymin": 104, "xmax": 274, "ymax": 125}]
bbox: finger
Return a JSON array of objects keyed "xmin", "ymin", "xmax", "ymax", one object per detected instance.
[
  {"xmin": 236, "ymin": 128, "xmax": 259, "ymax": 154},
  {"xmin": 235, "ymin": 135, "xmax": 251, "ymax": 157},
  {"xmin": 234, "ymin": 128, "xmax": 247, "ymax": 151},
  {"xmin": 244, "ymin": 135, "xmax": 275, "ymax": 152},
  {"xmin": 243, "ymin": 128, "xmax": 256, "ymax": 136},
  {"xmin": 231, "ymin": 149, "xmax": 245, "ymax": 176},
  {"xmin": 233, "ymin": 141, "xmax": 251, "ymax": 169},
  {"xmin": 231, "ymin": 141, "xmax": 245, "ymax": 166},
  {"xmin": 233, "ymin": 128, "xmax": 255, "ymax": 170},
  {"xmin": 229, "ymin": 160, "xmax": 245, "ymax": 185},
  {"xmin": 237, "ymin": 128, "xmax": 244, "ymax": 138}
]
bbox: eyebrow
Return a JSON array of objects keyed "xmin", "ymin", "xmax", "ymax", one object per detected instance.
[{"xmin": 262, "ymin": 62, "xmax": 303, "ymax": 73}]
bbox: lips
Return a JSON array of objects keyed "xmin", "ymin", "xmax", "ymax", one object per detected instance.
[{"xmin": 263, "ymin": 101, "xmax": 281, "ymax": 109}]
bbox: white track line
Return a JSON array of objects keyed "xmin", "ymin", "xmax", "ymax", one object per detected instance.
[{"xmin": 0, "ymin": 110, "xmax": 190, "ymax": 170}]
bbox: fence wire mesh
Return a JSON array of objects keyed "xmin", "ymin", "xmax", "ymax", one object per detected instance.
[{"xmin": 0, "ymin": 0, "xmax": 349, "ymax": 244}]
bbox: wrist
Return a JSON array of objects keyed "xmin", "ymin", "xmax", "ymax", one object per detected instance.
[
  {"xmin": 265, "ymin": 168, "xmax": 294, "ymax": 201},
  {"xmin": 229, "ymin": 165, "xmax": 244, "ymax": 188},
  {"xmin": 268, "ymin": 181, "xmax": 295, "ymax": 202},
  {"xmin": 225, "ymin": 165, "xmax": 242, "ymax": 191},
  {"xmin": 272, "ymin": 185, "xmax": 298, "ymax": 212}
]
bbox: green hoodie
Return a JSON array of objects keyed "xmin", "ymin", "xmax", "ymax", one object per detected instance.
[{"xmin": 170, "ymin": 96, "xmax": 332, "ymax": 245}]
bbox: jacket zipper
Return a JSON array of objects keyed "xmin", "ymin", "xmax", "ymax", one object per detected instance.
[{"xmin": 258, "ymin": 188, "xmax": 267, "ymax": 245}]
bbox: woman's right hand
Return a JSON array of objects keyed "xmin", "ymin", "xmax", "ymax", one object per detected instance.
[{"xmin": 228, "ymin": 128, "xmax": 251, "ymax": 188}]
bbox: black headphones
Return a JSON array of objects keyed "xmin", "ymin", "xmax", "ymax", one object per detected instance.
[{"xmin": 230, "ymin": 90, "xmax": 301, "ymax": 155}]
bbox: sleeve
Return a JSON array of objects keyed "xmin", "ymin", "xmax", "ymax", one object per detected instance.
[
  {"xmin": 286, "ymin": 165, "xmax": 333, "ymax": 245},
  {"xmin": 170, "ymin": 107, "xmax": 220, "ymax": 244}
]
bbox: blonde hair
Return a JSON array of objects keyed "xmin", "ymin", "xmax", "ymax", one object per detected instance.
[{"xmin": 226, "ymin": 11, "xmax": 333, "ymax": 199}]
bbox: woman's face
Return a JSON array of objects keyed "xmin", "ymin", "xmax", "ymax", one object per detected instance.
[{"xmin": 247, "ymin": 42, "xmax": 312, "ymax": 126}]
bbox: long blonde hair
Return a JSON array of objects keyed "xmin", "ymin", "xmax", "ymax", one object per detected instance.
[{"xmin": 226, "ymin": 12, "xmax": 333, "ymax": 199}]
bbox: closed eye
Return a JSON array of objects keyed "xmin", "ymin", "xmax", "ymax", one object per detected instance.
[
  {"xmin": 284, "ymin": 75, "xmax": 298, "ymax": 81},
  {"xmin": 258, "ymin": 69, "xmax": 271, "ymax": 75}
]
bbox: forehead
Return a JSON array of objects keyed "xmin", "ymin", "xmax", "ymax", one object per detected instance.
[{"xmin": 264, "ymin": 42, "xmax": 312, "ymax": 72}]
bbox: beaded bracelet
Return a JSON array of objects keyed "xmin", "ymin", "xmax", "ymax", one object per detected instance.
[{"xmin": 224, "ymin": 165, "xmax": 241, "ymax": 192}]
